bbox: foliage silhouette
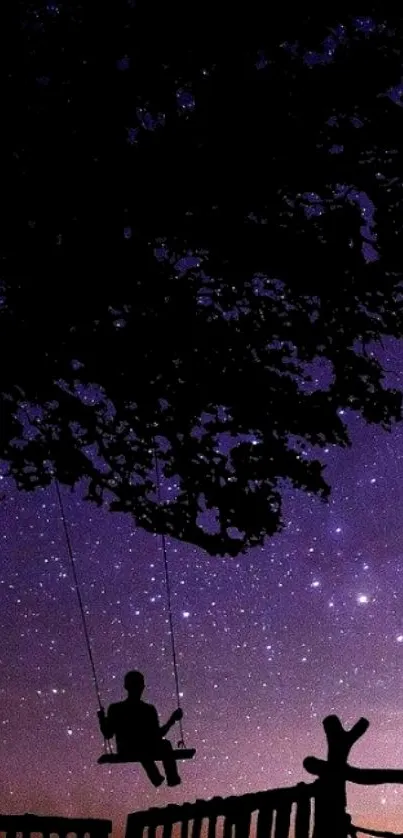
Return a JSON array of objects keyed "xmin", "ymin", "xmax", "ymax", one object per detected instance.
[{"xmin": 3, "ymin": 9, "xmax": 403, "ymax": 555}]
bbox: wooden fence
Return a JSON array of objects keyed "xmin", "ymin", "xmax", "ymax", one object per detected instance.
[
  {"xmin": 0, "ymin": 814, "xmax": 112, "ymax": 838},
  {"xmin": 126, "ymin": 714, "xmax": 403, "ymax": 838},
  {"xmin": 126, "ymin": 781, "xmax": 319, "ymax": 838}
]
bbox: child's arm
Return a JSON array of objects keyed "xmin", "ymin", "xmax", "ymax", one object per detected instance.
[
  {"xmin": 160, "ymin": 708, "xmax": 183, "ymax": 737},
  {"xmin": 97, "ymin": 706, "xmax": 115, "ymax": 739}
]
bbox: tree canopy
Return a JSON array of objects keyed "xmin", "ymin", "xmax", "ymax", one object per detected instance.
[{"xmin": 2, "ymin": 8, "xmax": 403, "ymax": 555}]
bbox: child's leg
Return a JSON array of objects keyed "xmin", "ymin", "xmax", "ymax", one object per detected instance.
[
  {"xmin": 140, "ymin": 759, "xmax": 164, "ymax": 787},
  {"xmin": 160, "ymin": 739, "xmax": 181, "ymax": 786}
]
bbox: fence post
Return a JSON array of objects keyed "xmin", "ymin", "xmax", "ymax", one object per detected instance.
[{"xmin": 304, "ymin": 715, "xmax": 369, "ymax": 838}]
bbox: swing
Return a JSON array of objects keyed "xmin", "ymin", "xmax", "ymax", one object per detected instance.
[
  {"xmin": 97, "ymin": 750, "xmax": 196, "ymax": 764},
  {"xmin": 55, "ymin": 443, "xmax": 196, "ymax": 768}
]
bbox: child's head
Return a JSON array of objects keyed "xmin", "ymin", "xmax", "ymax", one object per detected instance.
[{"xmin": 124, "ymin": 669, "xmax": 145, "ymax": 698}]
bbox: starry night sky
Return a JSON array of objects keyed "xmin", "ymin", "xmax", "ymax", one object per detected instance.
[{"xmin": 2, "ymin": 345, "xmax": 403, "ymax": 836}]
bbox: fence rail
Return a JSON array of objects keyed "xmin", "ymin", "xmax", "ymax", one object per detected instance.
[{"xmin": 0, "ymin": 814, "xmax": 112, "ymax": 838}]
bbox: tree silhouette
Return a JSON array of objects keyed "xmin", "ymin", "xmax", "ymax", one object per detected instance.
[{"xmin": 2, "ymin": 9, "xmax": 403, "ymax": 555}]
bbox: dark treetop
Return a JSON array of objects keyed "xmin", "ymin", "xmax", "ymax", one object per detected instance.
[{"xmin": 3, "ymin": 8, "xmax": 403, "ymax": 555}]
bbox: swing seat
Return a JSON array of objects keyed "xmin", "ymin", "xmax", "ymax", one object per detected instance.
[{"xmin": 98, "ymin": 748, "xmax": 196, "ymax": 764}]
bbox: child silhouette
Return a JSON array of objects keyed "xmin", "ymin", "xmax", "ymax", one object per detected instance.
[{"xmin": 98, "ymin": 670, "xmax": 183, "ymax": 786}]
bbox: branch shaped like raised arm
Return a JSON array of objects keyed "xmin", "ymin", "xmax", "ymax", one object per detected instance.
[
  {"xmin": 304, "ymin": 756, "xmax": 403, "ymax": 786},
  {"xmin": 321, "ymin": 715, "xmax": 370, "ymax": 764}
]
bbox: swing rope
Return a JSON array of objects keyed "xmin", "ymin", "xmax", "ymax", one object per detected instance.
[
  {"xmin": 55, "ymin": 445, "xmax": 187, "ymax": 750},
  {"xmin": 153, "ymin": 442, "xmax": 186, "ymax": 748},
  {"xmin": 55, "ymin": 480, "xmax": 112, "ymax": 754}
]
